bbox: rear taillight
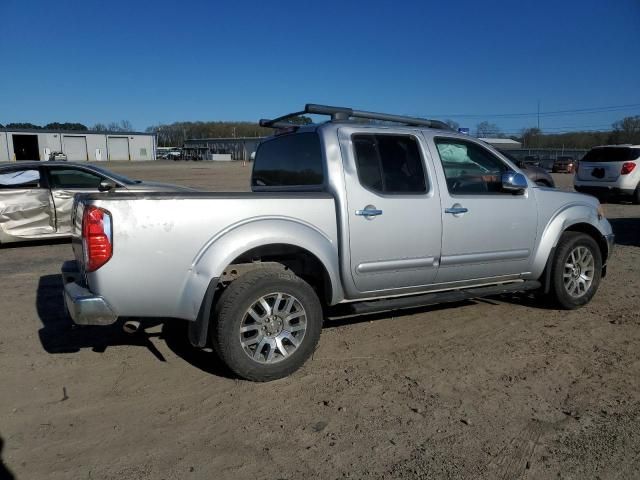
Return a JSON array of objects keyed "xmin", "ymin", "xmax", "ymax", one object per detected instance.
[
  {"xmin": 82, "ymin": 206, "xmax": 113, "ymax": 272},
  {"xmin": 621, "ymin": 162, "xmax": 636, "ymax": 175}
]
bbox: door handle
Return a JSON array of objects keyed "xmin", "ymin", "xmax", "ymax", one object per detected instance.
[
  {"xmin": 355, "ymin": 208, "xmax": 383, "ymax": 217},
  {"xmin": 55, "ymin": 192, "xmax": 73, "ymax": 199},
  {"xmin": 444, "ymin": 206, "xmax": 468, "ymax": 214}
]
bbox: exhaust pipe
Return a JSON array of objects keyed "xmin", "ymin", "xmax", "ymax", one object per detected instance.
[{"xmin": 123, "ymin": 320, "xmax": 141, "ymax": 334}]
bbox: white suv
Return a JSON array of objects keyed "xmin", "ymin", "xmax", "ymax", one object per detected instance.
[{"xmin": 575, "ymin": 145, "xmax": 640, "ymax": 204}]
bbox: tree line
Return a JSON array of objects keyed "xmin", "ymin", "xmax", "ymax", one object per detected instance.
[
  {"xmin": 0, "ymin": 120, "xmax": 135, "ymax": 132},
  {"xmin": 460, "ymin": 116, "xmax": 640, "ymax": 149},
  {"xmin": 3, "ymin": 115, "xmax": 638, "ymax": 149}
]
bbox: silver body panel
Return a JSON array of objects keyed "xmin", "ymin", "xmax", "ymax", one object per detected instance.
[
  {"xmin": 78, "ymin": 193, "xmax": 339, "ymax": 321},
  {"xmin": 62, "ymin": 124, "xmax": 613, "ymax": 325}
]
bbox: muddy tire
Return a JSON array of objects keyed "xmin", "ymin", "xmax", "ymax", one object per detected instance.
[
  {"xmin": 547, "ymin": 232, "xmax": 602, "ymax": 309},
  {"xmin": 211, "ymin": 268, "xmax": 323, "ymax": 382}
]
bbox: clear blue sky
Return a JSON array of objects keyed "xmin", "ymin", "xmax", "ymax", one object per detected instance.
[{"xmin": 1, "ymin": 0, "xmax": 638, "ymax": 134}]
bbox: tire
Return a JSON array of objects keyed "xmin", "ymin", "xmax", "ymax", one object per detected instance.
[
  {"xmin": 547, "ymin": 232, "xmax": 602, "ymax": 309},
  {"xmin": 211, "ymin": 267, "xmax": 323, "ymax": 382},
  {"xmin": 633, "ymin": 185, "xmax": 640, "ymax": 205},
  {"xmin": 535, "ymin": 180, "xmax": 551, "ymax": 187}
]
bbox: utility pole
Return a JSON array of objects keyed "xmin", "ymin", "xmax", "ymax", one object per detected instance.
[{"xmin": 537, "ymin": 100, "xmax": 540, "ymax": 130}]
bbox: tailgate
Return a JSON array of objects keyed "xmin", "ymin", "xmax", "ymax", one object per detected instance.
[{"xmin": 577, "ymin": 162, "xmax": 621, "ymax": 182}]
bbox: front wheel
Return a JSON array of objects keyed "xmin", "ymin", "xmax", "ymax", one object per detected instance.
[
  {"xmin": 211, "ymin": 267, "xmax": 323, "ymax": 381},
  {"xmin": 547, "ymin": 232, "xmax": 602, "ymax": 309}
]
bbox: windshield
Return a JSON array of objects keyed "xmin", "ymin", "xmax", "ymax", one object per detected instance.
[
  {"xmin": 86, "ymin": 165, "xmax": 137, "ymax": 185},
  {"xmin": 582, "ymin": 147, "xmax": 640, "ymax": 163}
]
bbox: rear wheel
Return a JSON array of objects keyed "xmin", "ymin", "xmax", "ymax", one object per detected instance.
[
  {"xmin": 547, "ymin": 232, "xmax": 602, "ymax": 309},
  {"xmin": 633, "ymin": 185, "xmax": 640, "ymax": 205},
  {"xmin": 211, "ymin": 267, "xmax": 323, "ymax": 382}
]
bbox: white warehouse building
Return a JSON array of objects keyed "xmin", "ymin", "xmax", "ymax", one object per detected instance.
[{"xmin": 0, "ymin": 128, "xmax": 156, "ymax": 162}]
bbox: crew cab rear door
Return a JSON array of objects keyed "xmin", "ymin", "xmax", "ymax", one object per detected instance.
[{"xmin": 339, "ymin": 127, "xmax": 442, "ymax": 293}]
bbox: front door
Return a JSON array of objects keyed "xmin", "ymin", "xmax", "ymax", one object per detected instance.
[
  {"xmin": 0, "ymin": 167, "xmax": 55, "ymax": 238},
  {"xmin": 428, "ymin": 136, "xmax": 538, "ymax": 283},
  {"xmin": 340, "ymin": 128, "xmax": 442, "ymax": 294},
  {"xmin": 46, "ymin": 167, "xmax": 107, "ymax": 233}
]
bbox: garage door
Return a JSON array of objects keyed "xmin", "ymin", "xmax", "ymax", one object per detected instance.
[
  {"xmin": 108, "ymin": 137, "xmax": 130, "ymax": 161},
  {"xmin": 63, "ymin": 136, "xmax": 88, "ymax": 161}
]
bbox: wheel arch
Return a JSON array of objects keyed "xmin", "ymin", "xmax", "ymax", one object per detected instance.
[
  {"xmin": 181, "ymin": 218, "xmax": 343, "ymax": 347},
  {"xmin": 530, "ymin": 203, "xmax": 608, "ymax": 279}
]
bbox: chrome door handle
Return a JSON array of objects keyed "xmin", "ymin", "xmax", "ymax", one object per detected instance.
[
  {"xmin": 444, "ymin": 206, "xmax": 468, "ymax": 214},
  {"xmin": 355, "ymin": 208, "xmax": 383, "ymax": 217},
  {"xmin": 55, "ymin": 193, "xmax": 74, "ymax": 199}
]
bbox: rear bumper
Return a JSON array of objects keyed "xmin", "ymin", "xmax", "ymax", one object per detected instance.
[
  {"xmin": 574, "ymin": 185, "xmax": 635, "ymax": 197},
  {"xmin": 61, "ymin": 261, "xmax": 118, "ymax": 326}
]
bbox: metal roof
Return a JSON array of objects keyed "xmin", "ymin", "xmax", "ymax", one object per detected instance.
[
  {"xmin": 477, "ymin": 138, "xmax": 521, "ymax": 144},
  {"xmin": 0, "ymin": 128, "xmax": 155, "ymax": 136}
]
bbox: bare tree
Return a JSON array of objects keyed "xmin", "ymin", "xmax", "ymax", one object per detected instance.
[
  {"xmin": 611, "ymin": 116, "xmax": 640, "ymax": 144},
  {"xmin": 476, "ymin": 121, "xmax": 502, "ymax": 138}
]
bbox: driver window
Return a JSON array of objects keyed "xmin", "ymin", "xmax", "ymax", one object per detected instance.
[{"xmin": 435, "ymin": 138, "xmax": 509, "ymax": 195}]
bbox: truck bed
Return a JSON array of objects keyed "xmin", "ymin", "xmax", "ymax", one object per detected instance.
[{"xmin": 73, "ymin": 191, "xmax": 337, "ymax": 321}]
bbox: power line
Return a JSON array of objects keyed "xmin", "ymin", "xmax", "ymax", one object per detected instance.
[{"xmin": 427, "ymin": 102, "xmax": 640, "ymax": 119}]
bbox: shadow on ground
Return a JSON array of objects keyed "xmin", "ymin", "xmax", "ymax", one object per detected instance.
[
  {"xmin": 36, "ymin": 274, "xmax": 234, "ymax": 379},
  {"xmin": 0, "ymin": 237, "xmax": 69, "ymax": 249},
  {"xmin": 609, "ymin": 217, "xmax": 640, "ymax": 247},
  {"xmin": 0, "ymin": 436, "xmax": 15, "ymax": 480}
]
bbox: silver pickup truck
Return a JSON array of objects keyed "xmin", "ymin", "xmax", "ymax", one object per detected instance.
[{"xmin": 62, "ymin": 104, "xmax": 614, "ymax": 381}]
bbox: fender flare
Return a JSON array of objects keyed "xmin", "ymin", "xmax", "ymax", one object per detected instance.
[
  {"xmin": 530, "ymin": 202, "xmax": 606, "ymax": 279},
  {"xmin": 178, "ymin": 216, "xmax": 343, "ymax": 324}
]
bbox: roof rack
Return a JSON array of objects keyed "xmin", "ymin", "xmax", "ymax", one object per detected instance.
[{"xmin": 259, "ymin": 103, "xmax": 453, "ymax": 130}]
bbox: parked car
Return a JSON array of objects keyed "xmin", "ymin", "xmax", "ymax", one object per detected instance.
[
  {"xmin": 61, "ymin": 104, "xmax": 614, "ymax": 382},
  {"xmin": 537, "ymin": 157, "xmax": 555, "ymax": 172},
  {"xmin": 574, "ymin": 145, "xmax": 640, "ymax": 204},
  {"xmin": 167, "ymin": 150, "xmax": 182, "ymax": 161},
  {"xmin": 553, "ymin": 156, "xmax": 576, "ymax": 173},
  {"xmin": 0, "ymin": 161, "xmax": 192, "ymax": 244},
  {"xmin": 48, "ymin": 151, "xmax": 68, "ymax": 162},
  {"xmin": 497, "ymin": 150, "xmax": 555, "ymax": 187}
]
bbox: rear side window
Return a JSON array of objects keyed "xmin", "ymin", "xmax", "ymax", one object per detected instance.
[
  {"xmin": 352, "ymin": 134, "xmax": 427, "ymax": 194},
  {"xmin": 0, "ymin": 169, "xmax": 41, "ymax": 189},
  {"xmin": 48, "ymin": 168, "xmax": 104, "ymax": 188},
  {"xmin": 582, "ymin": 147, "xmax": 640, "ymax": 163},
  {"xmin": 252, "ymin": 133, "xmax": 324, "ymax": 188}
]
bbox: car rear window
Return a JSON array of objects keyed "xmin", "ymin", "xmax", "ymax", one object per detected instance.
[
  {"xmin": 582, "ymin": 147, "xmax": 640, "ymax": 163},
  {"xmin": 252, "ymin": 132, "xmax": 324, "ymax": 189}
]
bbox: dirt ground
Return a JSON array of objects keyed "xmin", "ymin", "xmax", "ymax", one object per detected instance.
[{"xmin": 1, "ymin": 162, "xmax": 639, "ymax": 480}]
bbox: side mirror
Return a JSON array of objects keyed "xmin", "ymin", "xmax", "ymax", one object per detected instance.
[
  {"xmin": 98, "ymin": 179, "xmax": 117, "ymax": 192},
  {"xmin": 502, "ymin": 172, "xmax": 528, "ymax": 193}
]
